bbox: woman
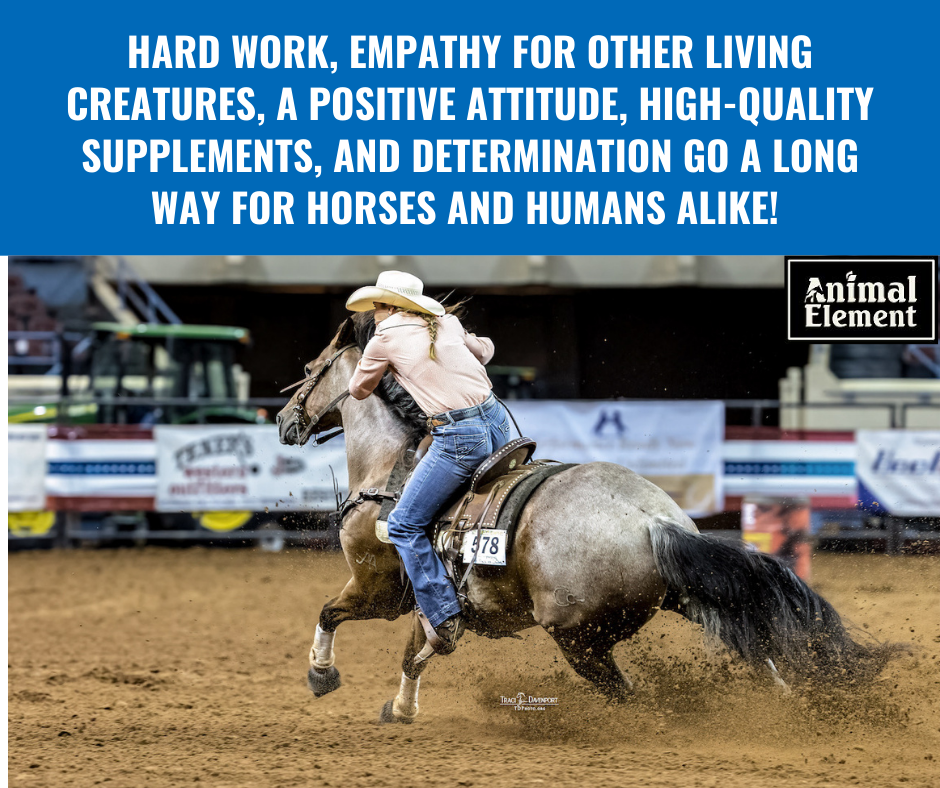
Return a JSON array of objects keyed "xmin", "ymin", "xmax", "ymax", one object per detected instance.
[{"xmin": 345, "ymin": 271, "xmax": 511, "ymax": 655}]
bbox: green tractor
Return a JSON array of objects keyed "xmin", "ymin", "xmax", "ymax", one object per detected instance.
[
  {"xmin": 8, "ymin": 322, "xmax": 287, "ymax": 544},
  {"xmin": 87, "ymin": 322, "xmax": 264, "ymax": 425},
  {"xmin": 9, "ymin": 322, "xmax": 266, "ymax": 426}
]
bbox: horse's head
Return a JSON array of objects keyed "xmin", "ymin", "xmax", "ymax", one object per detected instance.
[{"xmin": 277, "ymin": 318, "xmax": 359, "ymax": 446}]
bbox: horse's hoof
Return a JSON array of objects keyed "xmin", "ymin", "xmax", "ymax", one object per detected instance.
[
  {"xmin": 307, "ymin": 666, "xmax": 341, "ymax": 697},
  {"xmin": 378, "ymin": 699, "xmax": 414, "ymax": 725}
]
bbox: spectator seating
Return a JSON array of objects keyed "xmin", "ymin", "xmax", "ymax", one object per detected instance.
[{"xmin": 8, "ymin": 274, "xmax": 61, "ymax": 364}]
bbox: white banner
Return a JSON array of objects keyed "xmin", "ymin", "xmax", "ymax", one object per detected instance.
[
  {"xmin": 723, "ymin": 439, "xmax": 856, "ymax": 503},
  {"xmin": 45, "ymin": 437, "xmax": 156, "ymax": 499},
  {"xmin": 856, "ymin": 430, "xmax": 940, "ymax": 516},
  {"xmin": 7, "ymin": 425, "xmax": 47, "ymax": 511},
  {"xmin": 155, "ymin": 425, "xmax": 348, "ymax": 512},
  {"xmin": 510, "ymin": 401, "xmax": 724, "ymax": 516}
]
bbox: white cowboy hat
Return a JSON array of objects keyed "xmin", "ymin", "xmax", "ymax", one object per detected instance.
[{"xmin": 345, "ymin": 271, "xmax": 445, "ymax": 317}]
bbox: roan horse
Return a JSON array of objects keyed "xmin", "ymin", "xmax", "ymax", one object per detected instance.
[{"xmin": 277, "ymin": 314, "xmax": 895, "ymax": 723}]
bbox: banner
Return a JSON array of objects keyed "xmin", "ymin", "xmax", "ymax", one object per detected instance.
[
  {"xmin": 45, "ymin": 426, "xmax": 156, "ymax": 510},
  {"xmin": 155, "ymin": 425, "xmax": 348, "ymax": 512},
  {"xmin": 856, "ymin": 430, "xmax": 940, "ymax": 517},
  {"xmin": 510, "ymin": 400, "xmax": 724, "ymax": 516},
  {"xmin": 723, "ymin": 435, "xmax": 856, "ymax": 508},
  {"xmin": 7, "ymin": 425, "xmax": 48, "ymax": 512},
  {"xmin": 1, "ymin": 1, "xmax": 937, "ymax": 254}
]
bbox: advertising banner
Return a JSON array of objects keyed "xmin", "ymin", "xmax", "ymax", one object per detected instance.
[
  {"xmin": 723, "ymin": 435, "xmax": 856, "ymax": 508},
  {"xmin": 856, "ymin": 430, "xmax": 940, "ymax": 517},
  {"xmin": 1, "ymin": 3, "xmax": 937, "ymax": 254},
  {"xmin": 155, "ymin": 425, "xmax": 348, "ymax": 512},
  {"xmin": 7, "ymin": 425, "xmax": 48, "ymax": 512},
  {"xmin": 45, "ymin": 426, "xmax": 157, "ymax": 510},
  {"xmin": 510, "ymin": 400, "xmax": 724, "ymax": 516}
]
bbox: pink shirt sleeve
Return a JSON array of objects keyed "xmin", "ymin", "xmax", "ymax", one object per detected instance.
[
  {"xmin": 451, "ymin": 315, "xmax": 495, "ymax": 364},
  {"xmin": 348, "ymin": 334, "xmax": 389, "ymax": 400}
]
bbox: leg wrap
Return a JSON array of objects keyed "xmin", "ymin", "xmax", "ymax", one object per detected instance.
[
  {"xmin": 393, "ymin": 673, "xmax": 420, "ymax": 720},
  {"xmin": 309, "ymin": 624, "xmax": 336, "ymax": 670}
]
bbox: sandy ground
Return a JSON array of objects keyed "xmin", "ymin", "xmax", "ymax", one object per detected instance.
[{"xmin": 7, "ymin": 547, "xmax": 940, "ymax": 788}]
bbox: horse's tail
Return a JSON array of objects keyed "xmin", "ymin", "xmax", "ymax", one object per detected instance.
[{"xmin": 649, "ymin": 518, "xmax": 898, "ymax": 685}]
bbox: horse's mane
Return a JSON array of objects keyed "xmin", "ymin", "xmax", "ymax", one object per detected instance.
[{"xmin": 348, "ymin": 312, "xmax": 428, "ymax": 450}]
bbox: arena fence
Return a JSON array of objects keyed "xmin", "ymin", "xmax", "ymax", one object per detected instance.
[{"xmin": 7, "ymin": 395, "xmax": 939, "ymax": 552}]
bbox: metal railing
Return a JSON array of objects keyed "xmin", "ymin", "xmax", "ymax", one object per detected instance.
[
  {"xmin": 8, "ymin": 331, "xmax": 63, "ymax": 367},
  {"xmin": 905, "ymin": 344, "xmax": 940, "ymax": 377},
  {"xmin": 9, "ymin": 394, "xmax": 938, "ymax": 552},
  {"xmin": 7, "ymin": 394, "xmax": 285, "ymax": 415},
  {"xmin": 724, "ymin": 399, "xmax": 940, "ymax": 429},
  {"xmin": 9, "ymin": 393, "xmax": 940, "ymax": 428},
  {"xmin": 7, "ymin": 331, "xmax": 88, "ymax": 375},
  {"xmin": 98, "ymin": 256, "xmax": 181, "ymax": 325}
]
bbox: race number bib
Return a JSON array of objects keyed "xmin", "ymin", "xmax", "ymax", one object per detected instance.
[{"xmin": 461, "ymin": 529, "xmax": 507, "ymax": 566}]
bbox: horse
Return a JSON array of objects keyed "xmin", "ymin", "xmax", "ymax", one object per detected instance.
[{"xmin": 277, "ymin": 313, "xmax": 896, "ymax": 723}]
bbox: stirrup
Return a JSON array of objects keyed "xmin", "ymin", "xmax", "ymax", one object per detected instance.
[
  {"xmin": 415, "ymin": 609, "xmax": 463, "ymax": 656},
  {"xmin": 415, "ymin": 608, "xmax": 444, "ymax": 653}
]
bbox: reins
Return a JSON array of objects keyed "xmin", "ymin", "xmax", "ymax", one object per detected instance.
[
  {"xmin": 492, "ymin": 394, "xmax": 524, "ymax": 438},
  {"xmin": 281, "ymin": 343, "xmax": 358, "ymax": 446}
]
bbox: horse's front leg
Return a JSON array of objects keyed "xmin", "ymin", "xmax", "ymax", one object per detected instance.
[
  {"xmin": 378, "ymin": 612, "xmax": 433, "ymax": 724},
  {"xmin": 308, "ymin": 576, "xmax": 393, "ymax": 697}
]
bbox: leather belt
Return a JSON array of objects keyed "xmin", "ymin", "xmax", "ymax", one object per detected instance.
[{"xmin": 426, "ymin": 393, "xmax": 495, "ymax": 429}]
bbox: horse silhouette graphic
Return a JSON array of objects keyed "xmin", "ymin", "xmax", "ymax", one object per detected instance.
[
  {"xmin": 594, "ymin": 410, "xmax": 628, "ymax": 437},
  {"xmin": 805, "ymin": 277, "xmax": 827, "ymax": 304}
]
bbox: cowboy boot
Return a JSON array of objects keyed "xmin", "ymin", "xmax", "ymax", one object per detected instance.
[{"xmin": 432, "ymin": 613, "xmax": 466, "ymax": 655}]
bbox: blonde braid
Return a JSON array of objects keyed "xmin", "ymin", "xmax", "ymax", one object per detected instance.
[
  {"xmin": 422, "ymin": 313, "xmax": 439, "ymax": 360},
  {"xmin": 398, "ymin": 308, "xmax": 441, "ymax": 359}
]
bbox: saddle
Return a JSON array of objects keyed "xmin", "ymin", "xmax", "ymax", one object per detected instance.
[{"xmin": 433, "ymin": 450, "xmax": 576, "ymax": 592}]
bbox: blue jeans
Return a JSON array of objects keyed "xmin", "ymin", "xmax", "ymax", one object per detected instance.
[{"xmin": 387, "ymin": 394, "xmax": 511, "ymax": 628}]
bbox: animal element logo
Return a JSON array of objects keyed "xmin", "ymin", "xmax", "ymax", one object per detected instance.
[{"xmin": 787, "ymin": 257, "xmax": 937, "ymax": 341}]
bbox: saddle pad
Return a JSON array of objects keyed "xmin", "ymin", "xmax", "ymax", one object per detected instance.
[
  {"xmin": 433, "ymin": 462, "xmax": 577, "ymax": 568},
  {"xmin": 489, "ymin": 462, "xmax": 577, "ymax": 551},
  {"xmin": 375, "ymin": 459, "xmax": 576, "ymax": 558}
]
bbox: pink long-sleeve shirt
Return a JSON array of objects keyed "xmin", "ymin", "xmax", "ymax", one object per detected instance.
[{"xmin": 348, "ymin": 312, "xmax": 495, "ymax": 416}]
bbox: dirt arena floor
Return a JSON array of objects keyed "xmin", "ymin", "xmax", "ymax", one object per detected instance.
[{"xmin": 8, "ymin": 546, "xmax": 940, "ymax": 788}]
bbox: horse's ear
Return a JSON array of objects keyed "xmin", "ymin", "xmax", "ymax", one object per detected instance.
[{"xmin": 333, "ymin": 317, "xmax": 356, "ymax": 348}]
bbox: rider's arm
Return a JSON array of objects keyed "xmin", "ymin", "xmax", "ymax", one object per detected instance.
[
  {"xmin": 457, "ymin": 317, "xmax": 495, "ymax": 365},
  {"xmin": 442, "ymin": 314, "xmax": 494, "ymax": 363},
  {"xmin": 348, "ymin": 335, "xmax": 389, "ymax": 399}
]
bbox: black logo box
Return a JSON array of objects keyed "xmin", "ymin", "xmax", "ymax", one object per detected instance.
[{"xmin": 785, "ymin": 256, "xmax": 938, "ymax": 343}]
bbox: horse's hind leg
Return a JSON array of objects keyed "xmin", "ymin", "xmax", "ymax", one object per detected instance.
[
  {"xmin": 549, "ymin": 621, "xmax": 636, "ymax": 703},
  {"xmin": 378, "ymin": 613, "xmax": 433, "ymax": 724}
]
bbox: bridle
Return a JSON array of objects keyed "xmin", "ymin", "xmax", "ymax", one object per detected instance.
[{"xmin": 279, "ymin": 343, "xmax": 358, "ymax": 446}]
